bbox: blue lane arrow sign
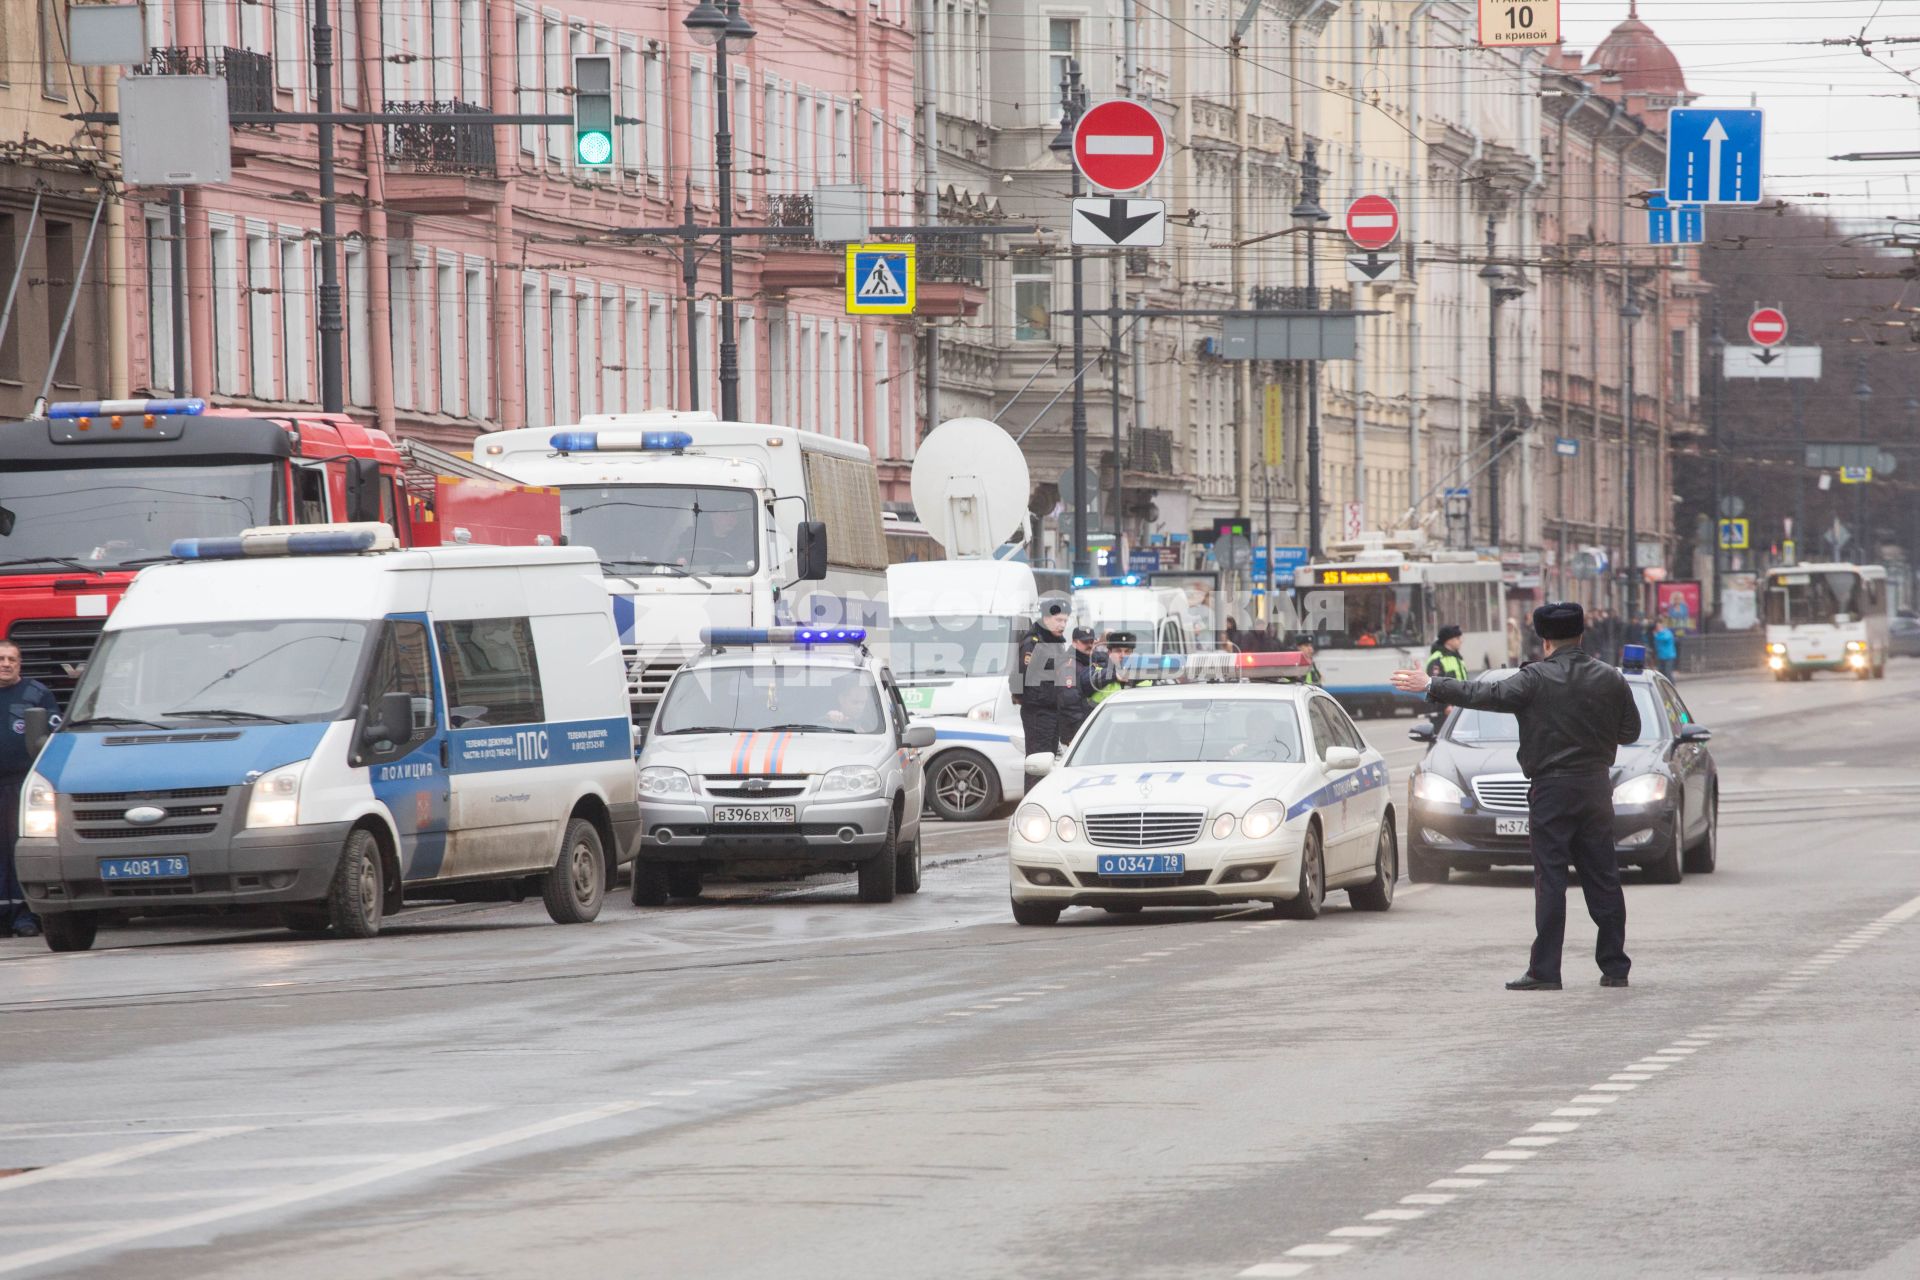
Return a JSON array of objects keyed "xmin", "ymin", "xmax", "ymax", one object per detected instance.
[
  {"xmin": 1667, "ymin": 108, "xmax": 1763, "ymax": 205},
  {"xmin": 1646, "ymin": 190, "xmax": 1705, "ymax": 245}
]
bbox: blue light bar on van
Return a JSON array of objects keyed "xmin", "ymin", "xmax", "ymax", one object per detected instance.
[
  {"xmin": 1072, "ymin": 573, "xmax": 1141, "ymax": 588},
  {"xmin": 171, "ymin": 525, "xmax": 396, "ymax": 560},
  {"xmin": 1620, "ymin": 643, "xmax": 1647, "ymax": 674},
  {"xmin": 702, "ymin": 627, "xmax": 867, "ymax": 647},
  {"xmin": 548, "ymin": 429, "xmax": 694, "ymax": 453},
  {"xmin": 48, "ymin": 397, "xmax": 205, "ymax": 419}
]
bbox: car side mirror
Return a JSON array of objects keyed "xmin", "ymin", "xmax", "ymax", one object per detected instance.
[
  {"xmin": 1324, "ymin": 746, "xmax": 1363, "ymax": 771},
  {"xmin": 364, "ymin": 691, "xmax": 413, "ymax": 747},
  {"xmin": 22, "ymin": 707, "xmax": 50, "ymax": 758},
  {"xmin": 795, "ymin": 520, "xmax": 828, "ymax": 581},
  {"xmin": 1678, "ymin": 724, "xmax": 1711, "ymax": 743},
  {"xmin": 1023, "ymin": 751, "xmax": 1056, "ymax": 777},
  {"xmin": 0, "ymin": 503, "xmax": 15, "ymax": 537},
  {"xmin": 903, "ymin": 723, "xmax": 936, "ymax": 750},
  {"xmin": 1408, "ymin": 722, "xmax": 1435, "ymax": 743},
  {"xmin": 345, "ymin": 457, "xmax": 383, "ymax": 524}
]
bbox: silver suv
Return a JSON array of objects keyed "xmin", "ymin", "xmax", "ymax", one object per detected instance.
[{"xmin": 634, "ymin": 629, "xmax": 933, "ymax": 904}]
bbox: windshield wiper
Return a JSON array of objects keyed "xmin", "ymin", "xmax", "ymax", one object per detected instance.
[
  {"xmin": 761, "ymin": 722, "xmax": 856, "ymax": 734},
  {"xmin": 64, "ymin": 715, "xmax": 168, "ymax": 730},
  {"xmin": 0, "ymin": 556, "xmax": 107, "ymax": 576},
  {"xmin": 659, "ymin": 724, "xmax": 736, "ymax": 735},
  {"xmin": 161, "ymin": 707, "xmax": 291, "ymax": 724},
  {"xmin": 601, "ymin": 558, "xmax": 712, "ymax": 588}
]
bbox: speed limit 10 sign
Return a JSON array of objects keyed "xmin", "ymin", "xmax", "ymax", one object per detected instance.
[{"xmin": 1479, "ymin": 0, "xmax": 1558, "ymax": 46}]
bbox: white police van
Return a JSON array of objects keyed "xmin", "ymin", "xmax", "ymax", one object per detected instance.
[{"xmin": 15, "ymin": 524, "xmax": 639, "ymax": 951}]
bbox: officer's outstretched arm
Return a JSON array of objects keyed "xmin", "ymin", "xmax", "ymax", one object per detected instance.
[{"xmin": 1429, "ymin": 666, "xmax": 1538, "ymax": 712}]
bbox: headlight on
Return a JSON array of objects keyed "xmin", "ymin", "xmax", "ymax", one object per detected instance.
[
  {"xmin": 1846, "ymin": 641, "xmax": 1866, "ymax": 652},
  {"xmin": 638, "ymin": 766, "xmax": 694, "ymax": 798},
  {"xmin": 1055, "ymin": 813, "xmax": 1078, "ymax": 842},
  {"xmin": 966, "ymin": 697, "xmax": 997, "ymax": 722},
  {"xmin": 21, "ymin": 771, "xmax": 57, "ymax": 838},
  {"xmin": 819, "ymin": 765, "xmax": 882, "ymax": 797},
  {"xmin": 1767, "ymin": 643, "xmax": 1786, "ymax": 655},
  {"xmin": 1612, "ymin": 774, "xmax": 1668, "ymax": 806},
  {"xmin": 1212, "ymin": 812, "xmax": 1236, "ymax": 840},
  {"xmin": 1240, "ymin": 798, "xmax": 1285, "ymax": 841},
  {"xmin": 1014, "ymin": 803, "xmax": 1051, "ymax": 844},
  {"xmin": 1768, "ymin": 655, "xmax": 1785, "ymax": 670},
  {"xmin": 1849, "ymin": 652, "xmax": 1868, "ymax": 669},
  {"xmin": 246, "ymin": 761, "xmax": 308, "ymax": 829},
  {"xmin": 1412, "ymin": 773, "xmax": 1466, "ymax": 806}
]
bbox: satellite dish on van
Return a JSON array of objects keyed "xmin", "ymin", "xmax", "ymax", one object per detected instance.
[{"xmin": 910, "ymin": 417, "xmax": 1030, "ymax": 559}]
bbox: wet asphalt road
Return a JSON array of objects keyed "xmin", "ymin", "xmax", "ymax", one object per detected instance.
[{"xmin": 2, "ymin": 664, "xmax": 1918, "ymax": 1279}]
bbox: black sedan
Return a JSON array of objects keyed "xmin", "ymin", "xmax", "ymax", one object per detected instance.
[{"xmin": 1404, "ymin": 667, "xmax": 1718, "ymax": 884}]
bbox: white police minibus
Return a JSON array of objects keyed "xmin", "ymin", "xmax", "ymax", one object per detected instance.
[{"xmin": 15, "ymin": 524, "xmax": 639, "ymax": 950}]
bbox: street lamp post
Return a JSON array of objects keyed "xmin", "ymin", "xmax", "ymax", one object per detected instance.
[
  {"xmin": 1707, "ymin": 302, "xmax": 1726, "ymax": 627},
  {"xmin": 1050, "ymin": 61, "xmax": 1091, "ymax": 577},
  {"xmin": 1479, "ymin": 216, "xmax": 1526, "ymax": 553},
  {"xmin": 1291, "ymin": 144, "xmax": 1330, "ymax": 557},
  {"xmin": 685, "ymin": 0, "xmax": 756, "ymax": 422},
  {"xmin": 1621, "ymin": 291, "xmax": 1644, "ymax": 617},
  {"xmin": 1854, "ymin": 357, "xmax": 1872, "ymax": 565}
]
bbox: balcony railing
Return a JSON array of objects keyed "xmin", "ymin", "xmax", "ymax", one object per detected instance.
[
  {"xmin": 384, "ymin": 100, "xmax": 496, "ymax": 174},
  {"xmin": 766, "ymin": 194, "xmax": 823, "ymax": 248},
  {"xmin": 140, "ymin": 46, "xmax": 275, "ymax": 116},
  {"xmin": 1249, "ymin": 285, "xmax": 1334, "ymax": 311},
  {"xmin": 1128, "ymin": 428, "xmax": 1176, "ymax": 476},
  {"xmin": 921, "ymin": 235, "xmax": 984, "ymax": 287}
]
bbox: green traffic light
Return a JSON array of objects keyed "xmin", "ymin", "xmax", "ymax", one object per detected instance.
[{"xmin": 576, "ymin": 129, "xmax": 613, "ymax": 167}]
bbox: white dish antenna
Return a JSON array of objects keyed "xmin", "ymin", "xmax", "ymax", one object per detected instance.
[{"xmin": 909, "ymin": 418, "xmax": 1031, "ymax": 559}]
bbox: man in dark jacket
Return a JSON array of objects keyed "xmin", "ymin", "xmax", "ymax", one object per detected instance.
[
  {"xmin": 1, "ymin": 640, "xmax": 61, "ymax": 937},
  {"xmin": 1391, "ymin": 602, "xmax": 1640, "ymax": 991},
  {"xmin": 1010, "ymin": 601, "xmax": 1073, "ymax": 785},
  {"xmin": 1058, "ymin": 627, "xmax": 1099, "ymax": 744}
]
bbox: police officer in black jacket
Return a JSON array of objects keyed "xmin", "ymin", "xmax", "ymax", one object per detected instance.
[
  {"xmin": 1391, "ymin": 602, "xmax": 1640, "ymax": 990},
  {"xmin": 1057, "ymin": 627, "xmax": 1099, "ymax": 745},
  {"xmin": 1010, "ymin": 601, "xmax": 1073, "ymax": 786}
]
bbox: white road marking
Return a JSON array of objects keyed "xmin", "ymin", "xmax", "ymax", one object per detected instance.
[
  {"xmin": 1238, "ymin": 1265, "xmax": 1314, "ymax": 1278},
  {"xmin": 1591, "ymin": 1083, "xmax": 1638, "ymax": 1092},
  {"xmin": 647, "ymin": 1089, "xmax": 698, "ymax": 1097},
  {"xmin": 1367, "ymin": 1209, "xmax": 1426, "ymax": 1221},
  {"xmin": 1284, "ymin": 1243, "xmax": 1352, "ymax": 1258},
  {"xmin": 0, "ymin": 1102, "xmax": 649, "ymax": 1276},
  {"xmin": 1626, "ymin": 1062, "xmax": 1672, "ymax": 1071},
  {"xmin": 1401, "ymin": 1194, "xmax": 1456, "ymax": 1205},
  {"xmin": 1571, "ymin": 1094, "xmax": 1620, "ymax": 1104},
  {"xmin": 1482, "ymin": 1150, "xmax": 1536, "ymax": 1161},
  {"xmin": 1548, "ymin": 1111, "xmax": 1596, "ymax": 1119},
  {"xmin": 0, "ymin": 1128, "xmax": 254, "ymax": 1194},
  {"xmin": 1456, "ymin": 1164, "xmax": 1514, "ymax": 1174},
  {"xmin": 1507, "ymin": 1136, "xmax": 1560, "ymax": 1147},
  {"xmin": 1608, "ymin": 1074, "xmax": 1654, "ymax": 1082},
  {"xmin": 1430, "ymin": 1178, "xmax": 1486, "ymax": 1189},
  {"xmin": 1328, "ymin": 1225, "xmax": 1393, "ymax": 1237}
]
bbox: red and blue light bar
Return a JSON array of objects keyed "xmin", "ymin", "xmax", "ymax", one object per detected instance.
[
  {"xmin": 702, "ymin": 627, "xmax": 867, "ymax": 648},
  {"xmin": 48, "ymin": 398, "xmax": 205, "ymax": 419}
]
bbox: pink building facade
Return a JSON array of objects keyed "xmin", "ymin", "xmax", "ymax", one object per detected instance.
[{"xmin": 123, "ymin": 0, "xmax": 921, "ymax": 490}]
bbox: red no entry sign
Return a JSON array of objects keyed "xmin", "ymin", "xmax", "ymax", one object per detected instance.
[
  {"xmin": 1748, "ymin": 307, "xmax": 1787, "ymax": 348},
  {"xmin": 1344, "ymin": 194, "xmax": 1400, "ymax": 251},
  {"xmin": 1072, "ymin": 99, "xmax": 1167, "ymax": 193}
]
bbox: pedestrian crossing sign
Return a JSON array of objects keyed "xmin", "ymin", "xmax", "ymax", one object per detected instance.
[
  {"xmin": 845, "ymin": 243, "xmax": 916, "ymax": 314},
  {"xmin": 1717, "ymin": 517, "xmax": 1748, "ymax": 550}
]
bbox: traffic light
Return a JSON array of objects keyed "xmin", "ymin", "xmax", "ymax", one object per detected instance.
[
  {"xmin": 572, "ymin": 54, "xmax": 614, "ymax": 168},
  {"xmin": 1213, "ymin": 516, "xmax": 1250, "ymax": 541}
]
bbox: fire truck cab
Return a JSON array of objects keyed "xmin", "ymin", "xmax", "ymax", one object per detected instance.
[{"xmin": 0, "ymin": 398, "xmax": 558, "ymax": 706}]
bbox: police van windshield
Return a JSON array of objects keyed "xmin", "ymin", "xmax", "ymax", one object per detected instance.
[
  {"xmin": 656, "ymin": 664, "xmax": 884, "ymax": 735},
  {"xmin": 1448, "ymin": 683, "xmax": 1664, "ymax": 747},
  {"xmin": 1070, "ymin": 698, "xmax": 1304, "ymax": 765},
  {"xmin": 67, "ymin": 620, "xmax": 370, "ymax": 725},
  {"xmin": 892, "ymin": 615, "xmax": 1018, "ymax": 680},
  {"xmin": 561, "ymin": 484, "xmax": 759, "ymax": 577},
  {"xmin": 0, "ymin": 463, "xmax": 276, "ymax": 573}
]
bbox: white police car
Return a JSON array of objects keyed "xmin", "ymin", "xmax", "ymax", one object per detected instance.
[{"xmin": 1008, "ymin": 652, "xmax": 1398, "ymax": 924}]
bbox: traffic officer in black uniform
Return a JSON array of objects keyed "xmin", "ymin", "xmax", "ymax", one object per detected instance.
[
  {"xmin": 1424, "ymin": 624, "xmax": 1468, "ymax": 730},
  {"xmin": 1391, "ymin": 602, "xmax": 1640, "ymax": 990},
  {"xmin": 1010, "ymin": 600, "xmax": 1073, "ymax": 788},
  {"xmin": 1058, "ymin": 626, "xmax": 1099, "ymax": 745},
  {"xmin": 1, "ymin": 640, "xmax": 60, "ymax": 938}
]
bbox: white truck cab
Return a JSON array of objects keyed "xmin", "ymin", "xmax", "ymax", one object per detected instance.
[
  {"xmin": 15, "ymin": 524, "xmax": 639, "ymax": 950},
  {"xmin": 471, "ymin": 411, "xmax": 891, "ymax": 726}
]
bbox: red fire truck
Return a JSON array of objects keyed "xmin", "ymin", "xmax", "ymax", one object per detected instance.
[{"xmin": 0, "ymin": 397, "xmax": 561, "ymax": 705}]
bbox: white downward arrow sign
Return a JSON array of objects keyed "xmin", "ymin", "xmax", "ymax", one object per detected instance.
[{"xmin": 1703, "ymin": 116, "xmax": 1729, "ymax": 200}]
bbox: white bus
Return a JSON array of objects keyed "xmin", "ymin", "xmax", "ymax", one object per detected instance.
[
  {"xmin": 1291, "ymin": 537, "xmax": 1503, "ymax": 716},
  {"xmin": 1764, "ymin": 562, "xmax": 1889, "ymax": 680}
]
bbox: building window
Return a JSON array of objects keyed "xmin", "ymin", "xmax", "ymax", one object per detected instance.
[
  {"xmin": 39, "ymin": 0, "xmax": 69, "ymax": 100},
  {"xmin": 1670, "ymin": 329, "xmax": 1688, "ymax": 401},
  {"xmin": 1047, "ymin": 19, "xmax": 1079, "ymax": 111},
  {"xmin": 799, "ymin": 323, "xmax": 817, "ymax": 432},
  {"xmin": 648, "ymin": 297, "xmax": 669, "ymax": 406},
  {"xmin": 544, "ymin": 20, "xmax": 567, "ymax": 163},
  {"xmin": 523, "ymin": 279, "xmax": 546, "ymax": 426},
  {"xmin": 795, "ymin": 91, "xmax": 814, "ymax": 185},
  {"xmin": 347, "ymin": 244, "xmax": 371, "ymax": 406},
  {"xmin": 619, "ymin": 47, "xmax": 641, "ymax": 181},
  {"xmin": 820, "ymin": 324, "xmax": 837, "ymax": 437},
  {"xmin": 738, "ymin": 310, "xmax": 756, "ymax": 422},
  {"xmin": 42, "ymin": 220, "xmax": 76, "ymax": 389},
  {"xmin": 0, "ymin": 216, "xmax": 18, "ymax": 381},
  {"xmin": 689, "ymin": 60, "xmax": 711, "ymax": 187},
  {"xmin": 763, "ymin": 82, "xmax": 782, "ymax": 193},
  {"xmin": 466, "ymin": 265, "xmax": 489, "ymax": 418},
  {"xmin": 623, "ymin": 295, "xmax": 643, "ymax": 411},
  {"xmin": 644, "ymin": 52, "xmax": 666, "ymax": 180},
  {"xmin": 551, "ymin": 286, "xmax": 573, "ymax": 421},
  {"xmin": 577, "ymin": 287, "xmax": 596, "ymax": 417},
  {"xmin": 246, "ymin": 227, "xmax": 274, "ymax": 398},
  {"xmin": 874, "ymin": 335, "xmax": 892, "ymax": 458},
  {"xmin": 734, "ymin": 68, "xmax": 753, "ymax": 204},
  {"xmin": 769, "ymin": 314, "xmax": 788, "ymax": 424},
  {"xmin": 838, "ymin": 328, "xmax": 855, "ymax": 444},
  {"xmin": 1013, "ymin": 259, "xmax": 1052, "ymax": 341},
  {"xmin": 601, "ymin": 295, "xmax": 620, "ymax": 413},
  {"xmin": 438, "ymin": 262, "xmax": 461, "ymax": 416},
  {"xmin": 338, "ymin": 0, "xmax": 358, "ymax": 104},
  {"xmin": 280, "ymin": 235, "xmax": 312, "ymax": 401},
  {"xmin": 516, "ymin": 14, "xmax": 539, "ymax": 157},
  {"xmin": 210, "ymin": 224, "xmax": 238, "ymax": 395},
  {"xmin": 388, "ymin": 252, "xmax": 414, "ymax": 409},
  {"xmin": 833, "ymin": 102, "xmax": 851, "ymax": 183}
]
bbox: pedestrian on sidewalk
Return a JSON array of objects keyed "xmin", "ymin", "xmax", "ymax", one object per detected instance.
[
  {"xmin": 1653, "ymin": 619, "xmax": 1678, "ymax": 678},
  {"xmin": 1, "ymin": 640, "xmax": 60, "ymax": 938},
  {"xmin": 1390, "ymin": 603, "xmax": 1641, "ymax": 990}
]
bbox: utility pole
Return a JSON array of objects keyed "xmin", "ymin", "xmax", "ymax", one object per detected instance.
[
  {"xmin": 1853, "ymin": 356, "xmax": 1871, "ymax": 565},
  {"xmin": 313, "ymin": 0, "xmax": 344, "ymax": 413},
  {"xmin": 1480, "ymin": 216, "xmax": 1503, "ymax": 550},
  {"xmin": 682, "ymin": 180, "xmax": 701, "ymax": 408},
  {"xmin": 684, "ymin": 0, "xmax": 756, "ymax": 421},
  {"xmin": 1051, "ymin": 61, "xmax": 1091, "ymax": 578},
  {"xmin": 1292, "ymin": 144, "xmax": 1329, "ymax": 557},
  {"xmin": 1708, "ymin": 300, "xmax": 1725, "ymax": 627},
  {"xmin": 1622, "ymin": 289, "xmax": 1643, "ymax": 617},
  {"xmin": 1791, "ymin": 377, "xmax": 1807, "ymax": 564}
]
